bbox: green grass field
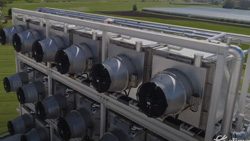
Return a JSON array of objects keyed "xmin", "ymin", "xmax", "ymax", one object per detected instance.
[
  {"xmin": 0, "ymin": 45, "xmax": 18, "ymax": 135},
  {"xmin": 1, "ymin": 0, "xmax": 249, "ymax": 35},
  {"xmin": 0, "ymin": 0, "xmax": 249, "ymax": 136}
]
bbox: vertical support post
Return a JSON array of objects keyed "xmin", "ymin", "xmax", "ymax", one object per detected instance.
[
  {"xmin": 47, "ymin": 63, "xmax": 52, "ymax": 96},
  {"xmin": 100, "ymin": 102, "xmax": 106, "ymax": 138},
  {"xmin": 99, "ymin": 30, "xmax": 109, "ymax": 138},
  {"xmin": 237, "ymin": 52, "xmax": 250, "ymax": 130},
  {"xmin": 46, "ymin": 19, "xmax": 53, "ymax": 96},
  {"xmin": 13, "ymin": 13, "xmax": 19, "ymax": 73},
  {"xmin": 45, "ymin": 19, "xmax": 50, "ymax": 37},
  {"xmin": 45, "ymin": 19, "xmax": 54, "ymax": 141},
  {"xmin": 15, "ymin": 53, "xmax": 21, "ymax": 72},
  {"xmin": 40, "ymin": 18, "xmax": 43, "ymax": 27},
  {"xmin": 13, "ymin": 12, "xmax": 23, "ymax": 115},
  {"xmin": 12, "ymin": 12, "xmax": 15, "ymax": 25},
  {"xmin": 205, "ymin": 54, "xmax": 227, "ymax": 141},
  {"xmin": 64, "ymin": 23, "xmax": 68, "ymax": 33},
  {"xmin": 50, "ymin": 125, "xmax": 53, "ymax": 141},
  {"xmin": 101, "ymin": 31, "xmax": 108, "ymax": 63},
  {"xmin": 22, "ymin": 15, "xmax": 26, "ymax": 23},
  {"xmin": 16, "ymin": 53, "xmax": 22, "ymax": 115}
]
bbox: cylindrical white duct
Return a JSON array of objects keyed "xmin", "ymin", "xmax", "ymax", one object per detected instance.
[
  {"xmin": 57, "ymin": 108, "xmax": 92, "ymax": 140},
  {"xmin": 7, "ymin": 114, "xmax": 34, "ymax": 135},
  {"xmin": 36, "ymin": 94, "xmax": 67, "ymax": 120},
  {"xmin": 3, "ymin": 72, "xmax": 29, "ymax": 93},
  {"xmin": 91, "ymin": 54, "xmax": 136, "ymax": 93},
  {"xmin": 32, "ymin": 35, "xmax": 65, "ymax": 62},
  {"xmin": 16, "ymin": 81, "xmax": 45, "ymax": 104},
  {"xmin": 12, "ymin": 29, "xmax": 43, "ymax": 52},
  {"xmin": 55, "ymin": 43, "xmax": 93, "ymax": 74},
  {"xmin": 0, "ymin": 25, "xmax": 26, "ymax": 45},
  {"xmin": 137, "ymin": 68, "xmax": 193, "ymax": 117}
]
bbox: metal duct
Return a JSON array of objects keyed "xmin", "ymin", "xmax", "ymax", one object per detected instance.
[
  {"xmin": 20, "ymin": 127, "xmax": 49, "ymax": 141},
  {"xmin": 57, "ymin": 108, "xmax": 92, "ymax": 140},
  {"xmin": 12, "ymin": 29, "xmax": 43, "ymax": 52},
  {"xmin": 3, "ymin": 72, "xmax": 29, "ymax": 93},
  {"xmin": 0, "ymin": 25, "xmax": 26, "ymax": 45},
  {"xmin": 91, "ymin": 54, "xmax": 136, "ymax": 93},
  {"xmin": 16, "ymin": 81, "xmax": 45, "ymax": 104},
  {"xmin": 36, "ymin": 94, "xmax": 67, "ymax": 120},
  {"xmin": 137, "ymin": 68, "xmax": 193, "ymax": 117},
  {"xmin": 55, "ymin": 43, "xmax": 93, "ymax": 74},
  {"xmin": 32, "ymin": 35, "xmax": 65, "ymax": 62},
  {"xmin": 99, "ymin": 129, "xmax": 128, "ymax": 141},
  {"xmin": 7, "ymin": 114, "xmax": 34, "ymax": 135}
]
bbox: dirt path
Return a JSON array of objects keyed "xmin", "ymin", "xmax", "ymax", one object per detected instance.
[{"xmin": 99, "ymin": 11, "xmax": 250, "ymax": 28}]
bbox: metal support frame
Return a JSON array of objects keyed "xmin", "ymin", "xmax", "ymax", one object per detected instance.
[
  {"xmin": 11, "ymin": 8, "xmax": 248, "ymax": 141},
  {"xmin": 15, "ymin": 52, "xmax": 22, "ymax": 116},
  {"xmin": 46, "ymin": 19, "xmax": 53, "ymax": 97},
  {"xmin": 12, "ymin": 12, "xmax": 23, "ymax": 116},
  {"xmin": 205, "ymin": 54, "xmax": 228, "ymax": 141},
  {"xmin": 49, "ymin": 125, "xmax": 53, "ymax": 141},
  {"xmin": 101, "ymin": 31, "xmax": 108, "ymax": 62},
  {"xmin": 100, "ymin": 102, "xmax": 106, "ymax": 137},
  {"xmin": 237, "ymin": 51, "xmax": 250, "ymax": 129}
]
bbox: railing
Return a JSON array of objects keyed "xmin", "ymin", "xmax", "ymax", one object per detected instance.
[{"xmin": 37, "ymin": 7, "xmax": 250, "ymax": 45}]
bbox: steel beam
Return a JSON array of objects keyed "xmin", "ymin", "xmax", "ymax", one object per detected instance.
[
  {"xmin": 12, "ymin": 8, "xmax": 229, "ymax": 55},
  {"xmin": 205, "ymin": 54, "xmax": 228, "ymax": 141}
]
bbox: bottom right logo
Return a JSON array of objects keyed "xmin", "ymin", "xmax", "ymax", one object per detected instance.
[{"xmin": 214, "ymin": 135, "xmax": 250, "ymax": 141}]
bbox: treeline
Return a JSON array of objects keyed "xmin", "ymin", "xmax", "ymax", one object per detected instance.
[
  {"xmin": 0, "ymin": 0, "xmax": 77, "ymax": 4},
  {"xmin": 223, "ymin": 0, "xmax": 250, "ymax": 10}
]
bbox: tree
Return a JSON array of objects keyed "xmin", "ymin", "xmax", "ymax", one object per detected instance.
[
  {"xmin": 0, "ymin": 0, "xmax": 7, "ymax": 9},
  {"xmin": 133, "ymin": 4, "xmax": 137, "ymax": 11},
  {"xmin": 238, "ymin": 0, "xmax": 250, "ymax": 9},
  {"xmin": 223, "ymin": 0, "xmax": 236, "ymax": 8},
  {"xmin": 8, "ymin": 8, "xmax": 11, "ymax": 18}
]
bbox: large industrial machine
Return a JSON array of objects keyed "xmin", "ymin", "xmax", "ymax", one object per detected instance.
[{"xmin": 0, "ymin": 7, "xmax": 250, "ymax": 141}]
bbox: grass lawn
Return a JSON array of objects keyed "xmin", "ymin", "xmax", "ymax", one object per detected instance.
[{"xmin": 0, "ymin": 45, "xmax": 18, "ymax": 135}]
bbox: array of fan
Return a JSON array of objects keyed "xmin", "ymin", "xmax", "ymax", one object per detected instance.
[{"xmin": 0, "ymin": 8, "xmax": 238, "ymax": 141}]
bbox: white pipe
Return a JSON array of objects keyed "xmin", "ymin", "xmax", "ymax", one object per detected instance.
[
  {"xmin": 243, "ymin": 49, "xmax": 250, "ymax": 54},
  {"xmin": 221, "ymin": 45, "xmax": 245, "ymax": 137},
  {"xmin": 208, "ymin": 32, "xmax": 227, "ymax": 41},
  {"xmin": 100, "ymin": 103, "xmax": 106, "ymax": 137},
  {"xmin": 194, "ymin": 53, "xmax": 204, "ymax": 67}
]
